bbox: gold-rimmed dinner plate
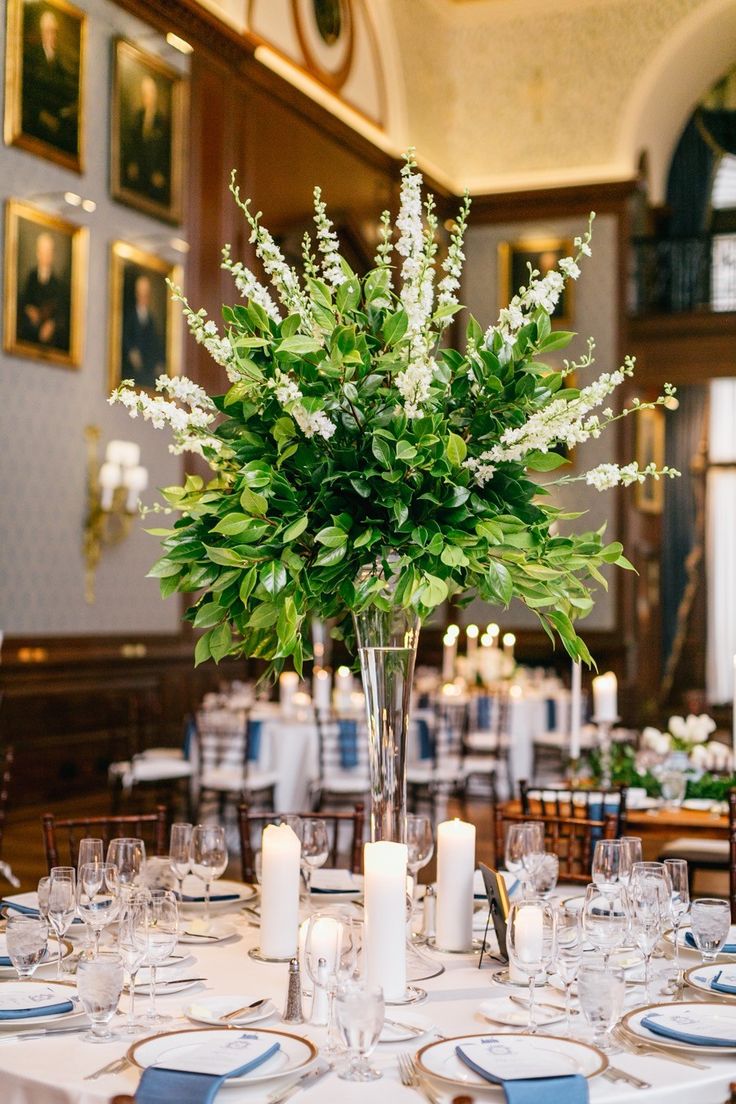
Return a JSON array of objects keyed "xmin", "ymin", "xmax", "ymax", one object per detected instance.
[
  {"xmin": 684, "ymin": 963, "xmax": 736, "ymax": 1001},
  {"xmin": 415, "ymin": 1033, "xmax": 607, "ymax": 1093},
  {"xmin": 178, "ymin": 878, "xmax": 256, "ymax": 913},
  {"xmin": 128, "ymin": 1026, "xmax": 317, "ymax": 1086},
  {"xmin": 0, "ymin": 980, "xmax": 84, "ymax": 1028},
  {"xmin": 621, "ymin": 1001, "xmax": 736, "ymax": 1053}
]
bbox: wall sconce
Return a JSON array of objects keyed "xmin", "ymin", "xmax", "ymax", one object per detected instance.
[{"xmin": 83, "ymin": 425, "xmax": 148, "ymax": 604}]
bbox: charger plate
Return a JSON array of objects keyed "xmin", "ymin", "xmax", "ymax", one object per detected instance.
[
  {"xmin": 621, "ymin": 1001, "xmax": 736, "ymax": 1053},
  {"xmin": 416, "ymin": 1033, "xmax": 606, "ymax": 1093},
  {"xmin": 128, "ymin": 1026, "xmax": 317, "ymax": 1086}
]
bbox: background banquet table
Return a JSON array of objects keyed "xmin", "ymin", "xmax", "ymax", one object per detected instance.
[{"xmin": 2, "ymin": 887, "xmax": 736, "ymax": 1104}]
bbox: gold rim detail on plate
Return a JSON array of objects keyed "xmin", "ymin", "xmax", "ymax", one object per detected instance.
[
  {"xmin": 127, "ymin": 1025, "xmax": 318, "ymax": 1074},
  {"xmin": 415, "ymin": 1032, "xmax": 608, "ymax": 1090},
  {"xmin": 620, "ymin": 1001, "xmax": 736, "ymax": 1054},
  {"xmin": 683, "ymin": 965, "xmax": 736, "ymax": 1001}
]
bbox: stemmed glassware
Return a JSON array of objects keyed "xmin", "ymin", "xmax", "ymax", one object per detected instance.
[
  {"xmin": 169, "ymin": 823, "xmax": 192, "ymax": 901},
  {"xmin": 690, "ymin": 898, "xmax": 731, "ymax": 963},
  {"xmin": 190, "ymin": 824, "xmax": 228, "ymax": 928},
  {"xmin": 106, "ymin": 838, "xmax": 146, "ymax": 894},
  {"xmin": 531, "ymin": 853, "xmax": 559, "ymax": 897},
  {"xmin": 507, "ymin": 900, "xmax": 556, "ymax": 1034},
  {"xmin": 664, "ymin": 858, "xmax": 690, "ymax": 981},
  {"xmin": 578, "ymin": 964, "xmax": 625, "ymax": 1054},
  {"xmin": 77, "ymin": 862, "xmax": 120, "ymax": 959},
  {"xmin": 77, "ymin": 838, "xmax": 104, "ymax": 870},
  {"xmin": 335, "ymin": 982, "xmax": 385, "ymax": 1082},
  {"xmin": 406, "ymin": 814, "xmax": 434, "ymax": 922},
  {"xmin": 592, "ymin": 839, "xmax": 623, "ymax": 896},
  {"xmin": 141, "ymin": 890, "xmax": 178, "ymax": 1024},
  {"xmin": 504, "ymin": 822, "xmax": 544, "ymax": 899},
  {"xmin": 628, "ymin": 868, "xmax": 665, "ymax": 1001},
  {"xmin": 581, "ymin": 882, "xmax": 628, "ymax": 970},
  {"xmin": 36, "ymin": 877, "xmax": 50, "ymax": 925},
  {"xmin": 5, "ymin": 915, "xmax": 48, "ymax": 979},
  {"xmin": 520, "ymin": 823, "xmax": 545, "ymax": 898},
  {"xmin": 619, "ymin": 837, "xmax": 643, "ymax": 889},
  {"xmin": 117, "ymin": 889, "xmax": 149, "ymax": 1034},
  {"xmin": 77, "ymin": 955, "xmax": 125, "ymax": 1043},
  {"xmin": 299, "ymin": 819, "xmax": 330, "ymax": 900},
  {"xmin": 304, "ymin": 909, "xmax": 360, "ymax": 1057},
  {"xmin": 47, "ymin": 867, "xmax": 77, "ymax": 979},
  {"xmin": 556, "ymin": 907, "xmax": 583, "ymax": 1036}
]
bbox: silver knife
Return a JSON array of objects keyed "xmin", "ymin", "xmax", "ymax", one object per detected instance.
[
  {"xmin": 266, "ymin": 1061, "xmax": 332, "ymax": 1103},
  {"xmin": 0, "ymin": 1024, "xmax": 90, "ymax": 1042}
]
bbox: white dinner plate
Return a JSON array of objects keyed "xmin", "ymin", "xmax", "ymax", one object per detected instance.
[
  {"xmin": 0, "ymin": 893, "xmax": 84, "ymax": 925},
  {"xmin": 179, "ymin": 919, "xmax": 238, "ymax": 944},
  {"xmin": 129, "ymin": 970, "xmax": 202, "ymax": 996},
  {"xmin": 416, "ymin": 1033, "xmax": 606, "ymax": 1092},
  {"xmin": 184, "ymin": 995, "xmax": 278, "ymax": 1026},
  {"xmin": 664, "ymin": 925, "xmax": 736, "ymax": 959},
  {"xmin": 478, "ymin": 997, "xmax": 564, "ymax": 1028},
  {"xmin": 681, "ymin": 799, "xmax": 720, "ymax": 811},
  {"xmin": 560, "ymin": 893, "xmax": 585, "ymax": 912},
  {"xmin": 685, "ymin": 963, "xmax": 736, "ymax": 1000},
  {"xmin": 621, "ymin": 1001, "xmax": 736, "ymax": 1053},
  {"xmin": 178, "ymin": 878, "xmax": 256, "ymax": 913},
  {"xmin": 0, "ymin": 981, "xmax": 83, "ymax": 1028},
  {"xmin": 0, "ymin": 933, "xmax": 72, "ymax": 975},
  {"xmin": 379, "ymin": 1012, "xmax": 434, "ymax": 1042},
  {"xmin": 129, "ymin": 1026, "xmax": 317, "ymax": 1086}
]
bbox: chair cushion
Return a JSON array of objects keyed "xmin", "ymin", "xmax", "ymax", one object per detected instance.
[
  {"xmin": 243, "ymin": 771, "xmax": 279, "ymax": 792},
  {"xmin": 321, "ymin": 773, "xmax": 370, "ymax": 795},
  {"xmin": 658, "ymin": 837, "xmax": 728, "ymax": 864},
  {"xmin": 201, "ymin": 767, "xmax": 245, "ymax": 792},
  {"xmin": 462, "ymin": 755, "xmax": 500, "ymax": 775},
  {"xmin": 464, "ymin": 731, "xmax": 498, "ymax": 752}
]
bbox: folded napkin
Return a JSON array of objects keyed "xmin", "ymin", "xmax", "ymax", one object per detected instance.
[
  {"xmin": 177, "ymin": 892, "xmax": 240, "ymax": 904},
  {"xmin": 685, "ymin": 932, "xmax": 736, "ymax": 954},
  {"xmin": 641, "ymin": 1013, "xmax": 736, "ymax": 1047},
  {"xmin": 135, "ymin": 1037, "xmax": 280, "ymax": 1104},
  {"xmin": 0, "ymin": 999, "xmax": 74, "ymax": 1020},
  {"xmin": 710, "ymin": 970, "xmax": 736, "ymax": 995},
  {"xmin": 456, "ymin": 1045, "xmax": 588, "ymax": 1104},
  {"xmin": 1, "ymin": 900, "xmax": 39, "ymax": 917}
]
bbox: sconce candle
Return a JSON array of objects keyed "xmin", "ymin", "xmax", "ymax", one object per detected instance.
[
  {"xmin": 334, "ymin": 665, "xmax": 354, "ymax": 712},
  {"xmin": 570, "ymin": 660, "xmax": 582, "ymax": 760},
  {"xmin": 312, "ymin": 667, "xmax": 332, "ymax": 713},
  {"xmin": 122, "ymin": 464, "xmax": 148, "ymax": 511},
  {"xmin": 435, "ymin": 818, "xmax": 475, "ymax": 951},
  {"xmin": 592, "ymin": 671, "xmax": 618, "ymax": 722}
]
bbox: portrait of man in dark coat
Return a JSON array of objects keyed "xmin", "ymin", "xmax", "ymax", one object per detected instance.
[{"xmin": 121, "ymin": 272, "xmax": 166, "ymax": 389}]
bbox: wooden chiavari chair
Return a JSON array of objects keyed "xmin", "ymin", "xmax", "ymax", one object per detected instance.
[
  {"xmin": 42, "ymin": 805, "xmax": 168, "ymax": 872},
  {"xmin": 238, "ymin": 802, "xmax": 365, "ymax": 883}
]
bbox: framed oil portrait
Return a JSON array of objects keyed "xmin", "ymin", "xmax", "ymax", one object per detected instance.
[
  {"xmin": 108, "ymin": 241, "xmax": 182, "ymax": 394},
  {"xmin": 3, "ymin": 199, "xmax": 87, "ymax": 367},
  {"xmin": 4, "ymin": 0, "xmax": 86, "ymax": 172},
  {"xmin": 111, "ymin": 39, "xmax": 187, "ymax": 225},
  {"xmin": 635, "ymin": 406, "xmax": 666, "ymax": 513},
  {"xmin": 498, "ymin": 236, "xmax": 574, "ymax": 327}
]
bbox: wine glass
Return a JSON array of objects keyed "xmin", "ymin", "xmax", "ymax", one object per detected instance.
[
  {"xmin": 556, "ymin": 907, "xmax": 583, "ymax": 1036},
  {"xmin": 5, "ymin": 915, "xmax": 48, "ymax": 979},
  {"xmin": 406, "ymin": 814, "xmax": 434, "ymax": 932},
  {"xmin": 335, "ymin": 981, "xmax": 384, "ymax": 1081},
  {"xmin": 190, "ymin": 824, "xmax": 228, "ymax": 928},
  {"xmin": 142, "ymin": 890, "xmax": 179, "ymax": 1024},
  {"xmin": 77, "ymin": 862, "xmax": 121, "ymax": 958},
  {"xmin": 591, "ymin": 839, "xmax": 623, "ymax": 895},
  {"xmin": 169, "ymin": 823, "xmax": 192, "ymax": 900},
  {"xmin": 578, "ymin": 964, "xmax": 625, "ymax": 1053},
  {"xmin": 118, "ymin": 890, "xmax": 149, "ymax": 1034},
  {"xmin": 299, "ymin": 819, "xmax": 330, "ymax": 899},
  {"xmin": 531, "ymin": 853, "xmax": 559, "ymax": 898},
  {"xmin": 77, "ymin": 838, "xmax": 104, "ymax": 870},
  {"xmin": 619, "ymin": 837, "xmax": 643, "ymax": 888},
  {"xmin": 107, "ymin": 838, "xmax": 146, "ymax": 893},
  {"xmin": 581, "ymin": 883, "xmax": 628, "ymax": 970},
  {"xmin": 628, "ymin": 872, "xmax": 663, "ymax": 1000},
  {"xmin": 305, "ymin": 909, "xmax": 357, "ymax": 1055},
  {"xmin": 664, "ymin": 858, "xmax": 690, "ymax": 981},
  {"xmin": 48, "ymin": 867, "xmax": 77, "ymax": 979},
  {"xmin": 504, "ymin": 824, "xmax": 527, "ymax": 890},
  {"xmin": 690, "ymin": 898, "xmax": 731, "ymax": 963},
  {"xmin": 520, "ymin": 822, "xmax": 545, "ymax": 898},
  {"xmin": 507, "ymin": 900, "xmax": 556, "ymax": 1034},
  {"xmin": 77, "ymin": 955, "xmax": 124, "ymax": 1043},
  {"xmin": 36, "ymin": 876, "xmax": 50, "ymax": 924}
]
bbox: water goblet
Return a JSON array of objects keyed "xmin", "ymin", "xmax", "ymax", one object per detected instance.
[
  {"xmin": 106, "ymin": 838, "xmax": 146, "ymax": 894},
  {"xmin": 504, "ymin": 824, "xmax": 527, "ymax": 891},
  {"xmin": 5, "ymin": 915, "xmax": 48, "ymax": 979},
  {"xmin": 117, "ymin": 890, "xmax": 149, "ymax": 1034},
  {"xmin": 664, "ymin": 858, "xmax": 690, "ymax": 980},
  {"xmin": 36, "ymin": 876, "xmax": 50, "ymax": 924},
  {"xmin": 581, "ymin": 883, "xmax": 628, "ymax": 970},
  {"xmin": 556, "ymin": 907, "xmax": 583, "ymax": 1036},
  {"xmin": 507, "ymin": 900, "xmax": 556, "ymax": 1034},
  {"xmin": 77, "ymin": 838, "xmax": 104, "ymax": 870},
  {"xmin": 520, "ymin": 822, "xmax": 545, "ymax": 898},
  {"xmin": 690, "ymin": 898, "xmax": 731, "ymax": 963},
  {"xmin": 305, "ymin": 909, "xmax": 358, "ymax": 1056},
  {"xmin": 335, "ymin": 981, "xmax": 384, "ymax": 1081},
  {"xmin": 299, "ymin": 818, "xmax": 330, "ymax": 899},
  {"xmin": 77, "ymin": 862, "xmax": 121, "ymax": 958},
  {"xmin": 578, "ymin": 964, "xmax": 625, "ymax": 1053},
  {"xmin": 143, "ymin": 890, "xmax": 179, "ymax": 1024},
  {"xmin": 591, "ymin": 839, "xmax": 623, "ymax": 895},
  {"xmin": 531, "ymin": 852, "xmax": 559, "ymax": 898},
  {"xmin": 48, "ymin": 867, "xmax": 77, "ymax": 979},
  {"xmin": 77, "ymin": 954, "xmax": 124, "ymax": 1043},
  {"xmin": 406, "ymin": 814, "xmax": 434, "ymax": 930},
  {"xmin": 628, "ymin": 879, "xmax": 663, "ymax": 1001},
  {"xmin": 190, "ymin": 824, "xmax": 228, "ymax": 928},
  {"xmin": 169, "ymin": 823, "xmax": 192, "ymax": 900},
  {"xmin": 619, "ymin": 837, "xmax": 643, "ymax": 888}
]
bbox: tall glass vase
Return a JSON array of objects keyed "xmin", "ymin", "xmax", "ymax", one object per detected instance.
[{"xmin": 353, "ymin": 601, "xmax": 420, "ymax": 843}]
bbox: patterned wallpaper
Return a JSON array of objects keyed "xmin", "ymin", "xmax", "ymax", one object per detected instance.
[{"xmin": 0, "ymin": 0, "xmax": 188, "ymax": 636}]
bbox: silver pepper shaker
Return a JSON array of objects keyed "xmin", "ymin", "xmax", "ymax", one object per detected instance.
[
  {"xmin": 422, "ymin": 884, "xmax": 436, "ymax": 941},
  {"xmin": 282, "ymin": 957, "xmax": 304, "ymax": 1024}
]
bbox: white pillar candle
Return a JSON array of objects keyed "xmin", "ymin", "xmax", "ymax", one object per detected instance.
[
  {"xmin": 509, "ymin": 903, "xmax": 544, "ymax": 983},
  {"xmin": 732, "ymin": 655, "xmax": 736, "ymax": 761},
  {"xmin": 592, "ymin": 671, "xmax": 618, "ymax": 722},
  {"xmin": 570, "ymin": 660, "xmax": 582, "ymax": 759},
  {"xmin": 334, "ymin": 666, "xmax": 353, "ymax": 713},
  {"xmin": 442, "ymin": 632, "xmax": 457, "ymax": 682},
  {"xmin": 260, "ymin": 823, "xmax": 301, "ymax": 959},
  {"xmin": 312, "ymin": 668, "xmax": 332, "ymax": 713},
  {"xmin": 466, "ymin": 625, "xmax": 479, "ymax": 676},
  {"xmin": 364, "ymin": 841, "xmax": 407, "ymax": 1001},
  {"xmin": 279, "ymin": 671, "xmax": 299, "ymax": 716},
  {"xmin": 435, "ymin": 818, "xmax": 475, "ymax": 952}
]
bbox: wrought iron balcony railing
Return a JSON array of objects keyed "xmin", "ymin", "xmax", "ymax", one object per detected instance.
[{"xmin": 629, "ymin": 233, "xmax": 736, "ymax": 316}]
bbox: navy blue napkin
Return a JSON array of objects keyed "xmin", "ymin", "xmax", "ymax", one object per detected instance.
[
  {"xmin": 177, "ymin": 892, "xmax": 240, "ymax": 903},
  {"xmin": 135, "ymin": 1041, "xmax": 280, "ymax": 1104},
  {"xmin": 1, "ymin": 900, "xmax": 39, "ymax": 917},
  {"xmin": 685, "ymin": 932, "xmax": 736, "ymax": 953},
  {"xmin": 456, "ymin": 1045, "xmax": 588, "ymax": 1104},
  {"xmin": 641, "ymin": 1013, "xmax": 736, "ymax": 1047}
]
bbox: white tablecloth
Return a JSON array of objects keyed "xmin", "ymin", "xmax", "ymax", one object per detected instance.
[{"xmin": 1, "ymin": 889, "xmax": 736, "ymax": 1104}]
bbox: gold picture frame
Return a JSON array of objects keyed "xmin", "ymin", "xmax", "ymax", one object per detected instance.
[
  {"xmin": 4, "ymin": 0, "xmax": 86, "ymax": 172},
  {"xmin": 110, "ymin": 39, "xmax": 188, "ymax": 225},
  {"xmin": 107, "ymin": 241, "xmax": 182, "ymax": 394},
  {"xmin": 3, "ymin": 199, "xmax": 87, "ymax": 367},
  {"xmin": 498, "ymin": 236, "xmax": 575, "ymax": 327},
  {"xmin": 635, "ymin": 406, "xmax": 666, "ymax": 514}
]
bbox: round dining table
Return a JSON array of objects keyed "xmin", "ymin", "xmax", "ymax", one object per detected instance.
[{"xmin": 1, "ymin": 886, "xmax": 736, "ymax": 1104}]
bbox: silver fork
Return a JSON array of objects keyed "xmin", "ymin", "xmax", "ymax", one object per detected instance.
[
  {"xmin": 603, "ymin": 1066, "xmax": 651, "ymax": 1090},
  {"xmin": 84, "ymin": 1055, "xmax": 131, "ymax": 1080},
  {"xmin": 397, "ymin": 1053, "xmax": 441, "ymax": 1104}
]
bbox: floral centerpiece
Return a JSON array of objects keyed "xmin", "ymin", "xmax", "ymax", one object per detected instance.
[
  {"xmin": 641, "ymin": 714, "xmax": 730, "ymax": 771},
  {"xmin": 110, "ymin": 153, "xmax": 678, "ymax": 838}
]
